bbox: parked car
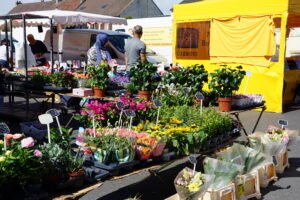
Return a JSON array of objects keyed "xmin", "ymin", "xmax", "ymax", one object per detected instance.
[{"xmin": 43, "ymin": 29, "xmax": 168, "ymax": 66}]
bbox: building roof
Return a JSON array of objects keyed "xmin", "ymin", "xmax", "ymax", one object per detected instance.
[
  {"xmin": 77, "ymin": 0, "xmax": 134, "ymax": 16},
  {"xmin": 8, "ymin": 0, "xmax": 83, "ymax": 15}
]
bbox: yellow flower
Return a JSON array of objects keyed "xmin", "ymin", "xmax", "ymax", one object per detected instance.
[
  {"xmin": 0, "ymin": 156, "xmax": 5, "ymax": 162},
  {"xmin": 0, "ymin": 140, "xmax": 3, "ymax": 145},
  {"xmin": 5, "ymin": 151, "xmax": 12, "ymax": 156},
  {"xmin": 188, "ymin": 182, "xmax": 201, "ymax": 192}
]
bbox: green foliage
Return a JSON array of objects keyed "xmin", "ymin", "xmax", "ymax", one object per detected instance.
[
  {"xmin": 65, "ymin": 151, "xmax": 84, "ymax": 173},
  {"xmin": 209, "ymin": 65, "xmax": 246, "ymax": 98},
  {"xmin": 87, "ymin": 64, "xmax": 110, "ymax": 89},
  {"xmin": 50, "ymin": 127, "xmax": 73, "ymax": 149},
  {"xmin": 31, "ymin": 71, "xmax": 51, "ymax": 87},
  {"xmin": 129, "ymin": 62, "xmax": 160, "ymax": 91},
  {"xmin": 50, "ymin": 71, "xmax": 76, "ymax": 88}
]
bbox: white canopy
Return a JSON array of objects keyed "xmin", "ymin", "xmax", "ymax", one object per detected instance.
[{"xmin": 1, "ymin": 9, "xmax": 127, "ymax": 27}]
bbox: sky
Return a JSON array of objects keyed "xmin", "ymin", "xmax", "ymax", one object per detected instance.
[{"xmin": 0, "ymin": 0, "xmax": 183, "ymax": 15}]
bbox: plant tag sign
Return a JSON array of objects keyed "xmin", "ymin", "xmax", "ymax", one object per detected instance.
[
  {"xmin": 116, "ymin": 101, "xmax": 125, "ymax": 110},
  {"xmin": 188, "ymin": 155, "xmax": 197, "ymax": 165},
  {"xmin": 0, "ymin": 123, "xmax": 10, "ymax": 134},
  {"xmin": 278, "ymin": 119, "xmax": 288, "ymax": 127},
  {"xmin": 124, "ymin": 109, "xmax": 136, "ymax": 118},
  {"xmin": 38, "ymin": 114, "xmax": 54, "ymax": 125},
  {"xmin": 46, "ymin": 109, "xmax": 60, "ymax": 118},
  {"xmin": 183, "ymin": 87, "xmax": 190, "ymax": 96},
  {"xmin": 195, "ymin": 92, "xmax": 205, "ymax": 100},
  {"xmin": 154, "ymin": 100, "xmax": 162, "ymax": 107},
  {"xmin": 272, "ymin": 155, "xmax": 278, "ymax": 166}
]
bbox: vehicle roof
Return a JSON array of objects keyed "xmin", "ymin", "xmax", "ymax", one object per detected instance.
[{"xmin": 63, "ymin": 29, "xmax": 130, "ymax": 36}]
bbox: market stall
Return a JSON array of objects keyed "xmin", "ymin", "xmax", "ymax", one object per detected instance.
[{"xmin": 173, "ymin": 0, "xmax": 300, "ymax": 113}]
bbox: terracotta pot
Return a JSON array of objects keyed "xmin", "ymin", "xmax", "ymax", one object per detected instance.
[
  {"xmin": 93, "ymin": 87, "xmax": 105, "ymax": 97},
  {"xmin": 138, "ymin": 91, "xmax": 151, "ymax": 100},
  {"xmin": 218, "ymin": 97, "xmax": 232, "ymax": 112},
  {"xmin": 68, "ymin": 169, "xmax": 85, "ymax": 178}
]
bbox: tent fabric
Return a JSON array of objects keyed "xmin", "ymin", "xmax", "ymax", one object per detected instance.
[
  {"xmin": 210, "ymin": 16, "xmax": 276, "ymax": 67},
  {"xmin": 1, "ymin": 9, "xmax": 127, "ymax": 27}
]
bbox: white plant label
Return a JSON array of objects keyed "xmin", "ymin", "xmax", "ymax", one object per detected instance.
[{"xmin": 38, "ymin": 114, "xmax": 54, "ymax": 144}]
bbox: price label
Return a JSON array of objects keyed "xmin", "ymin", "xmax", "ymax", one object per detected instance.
[
  {"xmin": 188, "ymin": 155, "xmax": 197, "ymax": 164},
  {"xmin": 154, "ymin": 100, "xmax": 162, "ymax": 107},
  {"xmin": 183, "ymin": 87, "xmax": 191, "ymax": 95},
  {"xmin": 195, "ymin": 92, "xmax": 205, "ymax": 100},
  {"xmin": 116, "ymin": 101, "xmax": 125, "ymax": 110},
  {"xmin": 237, "ymin": 184, "xmax": 245, "ymax": 196},
  {"xmin": 278, "ymin": 119, "xmax": 288, "ymax": 127},
  {"xmin": 46, "ymin": 109, "xmax": 60, "ymax": 118},
  {"xmin": 124, "ymin": 109, "xmax": 136, "ymax": 118},
  {"xmin": 38, "ymin": 114, "xmax": 54, "ymax": 125},
  {"xmin": 0, "ymin": 123, "xmax": 10, "ymax": 134}
]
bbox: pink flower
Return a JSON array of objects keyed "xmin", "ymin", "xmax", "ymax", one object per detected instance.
[
  {"xmin": 160, "ymin": 71, "xmax": 167, "ymax": 76},
  {"xmin": 12, "ymin": 134, "xmax": 23, "ymax": 140},
  {"xmin": 21, "ymin": 137, "xmax": 35, "ymax": 148},
  {"xmin": 34, "ymin": 149, "xmax": 42, "ymax": 158}
]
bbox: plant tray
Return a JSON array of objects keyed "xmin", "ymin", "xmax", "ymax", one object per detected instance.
[
  {"xmin": 43, "ymin": 85, "xmax": 72, "ymax": 93},
  {"xmin": 257, "ymin": 162, "xmax": 277, "ymax": 188},
  {"xmin": 275, "ymin": 149, "xmax": 290, "ymax": 174},
  {"xmin": 20, "ymin": 121, "xmax": 47, "ymax": 142},
  {"xmin": 200, "ymin": 182, "xmax": 236, "ymax": 200},
  {"xmin": 84, "ymin": 166, "xmax": 110, "ymax": 183},
  {"xmin": 235, "ymin": 170, "xmax": 261, "ymax": 200},
  {"xmin": 232, "ymin": 102, "xmax": 265, "ymax": 110},
  {"xmin": 93, "ymin": 160, "xmax": 140, "ymax": 176}
]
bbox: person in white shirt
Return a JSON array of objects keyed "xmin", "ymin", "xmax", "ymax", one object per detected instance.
[{"xmin": 0, "ymin": 39, "xmax": 10, "ymax": 69}]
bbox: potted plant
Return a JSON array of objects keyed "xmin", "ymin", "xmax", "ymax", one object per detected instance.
[
  {"xmin": 87, "ymin": 63, "xmax": 109, "ymax": 97},
  {"xmin": 135, "ymin": 133, "xmax": 157, "ymax": 160},
  {"xmin": 114, "ymin": 136, "xmax": 135, "ymax": 163},
  {"xmin": 130, "ymin": 62, "xmax": 160, "ymax": 100},
  {"xmin": 66, "ymin": 151, "xmax": 85, "ymax": 179},
  {"xmin": 126, "ymin": 83, "xmax": 137, "ymax": 97},
  {"xmin": 50, "ymin": 71, "xmax": 75, "ymax": 89},
  {"xmin": 209, "ymin": 65, "xmax": 246, "ymax": 111}
]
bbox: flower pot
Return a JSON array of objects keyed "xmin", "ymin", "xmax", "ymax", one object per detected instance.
[
  {"xmin": 93, "ymin": 87, "xmax": 105, "ymax": 97},
  {"xmin": 115, "ymin": 148, "xmax": 135, "ymax": 163},
  {"xmin": 68, "ymin": 169, "xmax": 85, "ymax": 179},
  {"xmin": 218, "ymin": 97, "xmax": 232, "ymax": 112},
  {"xmin": 94, "ymin": 149, "xmax": 110, "ymax": 164},
  {"xmin": 136, "ymin": 145, "xmax": 152, "ymax": 160},
  {"xmin": 138, "ymin": 91, "xmax": 151, "ymax": 100},
  {"xmin": 152, "ymin": 142, "xmax": 166, "ymax": 157}
]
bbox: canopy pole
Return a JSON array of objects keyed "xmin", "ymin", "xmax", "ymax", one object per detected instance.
[
  {"xmin": 22, "ymin": 15, "xmax": 28, "ymax": 81},
  {"xmin": 50, "ymin": 18, "xmax": 54, "ymax": 73},
  {"xmin": 4, "ymin": 20, "xmax": 9, "ymax": 69},
  {"xmin": 9, "ymin": 19, "xmax": 13, "ymax": 71}
]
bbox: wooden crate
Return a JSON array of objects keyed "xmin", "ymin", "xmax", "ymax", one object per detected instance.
[
  {"xmin": 235, "ymin": 171, "xmax": 261, "ymax": 200},
  {"xmin": 200, "ymin": 183, "xmax": 236, "ymax": 200},
  {"xmin": 257, "ymin": 162, "xmax": 278, "ymax": 188},
  {"xmin": 275, "ymin": 149, "xmax": 290, "ymax": 174}
]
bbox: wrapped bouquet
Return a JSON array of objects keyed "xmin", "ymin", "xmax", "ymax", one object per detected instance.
[
  {"xmin": 174, "ymin": 168, "xmax": 214, "ymax": 200},
  {"xmin": 203, "ymin": 157, "xmax": 243, "ymax": 190}
]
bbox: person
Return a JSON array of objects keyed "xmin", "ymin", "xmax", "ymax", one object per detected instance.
[
  {"xmin": 27, "ymin": 34, "xmax": 48, "ymax": 66},
  {"xmin": 87, "ymin": 34, "xmax": 111, "ymax": 65},
  {"xmin": 125, "ymin": 25, "xmax": 147, "ymax": 68},
  {"xmin": 0, "ymin": 39, "xmax": 10, "ymax": 69}
]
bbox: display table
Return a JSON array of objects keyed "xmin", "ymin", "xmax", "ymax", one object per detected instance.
[{"xmin": 229, "ymin": 102, "xmax": 266, "ymax": 137}]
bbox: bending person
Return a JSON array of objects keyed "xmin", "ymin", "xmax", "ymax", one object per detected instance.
[{"xmin": 27, "ymin": 34, "xmax": 48, "ymax": 66}]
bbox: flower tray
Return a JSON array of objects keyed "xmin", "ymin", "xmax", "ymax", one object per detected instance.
[
  {"xmin": 275, "ymin": 149, "xmax": 290, "ymax": 174},
  {"xmin": 93, "ymin": 160, "xmax": 140, "ymax": 176},
  {"xmin": 235, "ymin": 170, "xmax": 261, "ymax": 200},
  {"xmin": 257, "ymin": 162, "xmax": 278, "ymax": 188},
  {"xmin": 20, "ymin": 121, "xmax": 47, "ymax": 142},
  {"xmin": 84, "ymin": 166, "xmax": 110, "ymax": 183},
  {"xmin": 232, "ymin": 101, "xmax": 265, "ymax": 111},
  {"xmin": 43, "ymin": 85, "xmax": 72, "ymax": 93},
  {"xmin": 200, "ymin": 182, "xmax": 236, "ymax": 200}
]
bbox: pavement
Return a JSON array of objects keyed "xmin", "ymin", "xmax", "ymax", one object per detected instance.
[{"xmin": 80, "ymin": 106, "xmax": 300, "ymax": 200}]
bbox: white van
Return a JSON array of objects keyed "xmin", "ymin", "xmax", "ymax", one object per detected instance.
[{"xmin": 43, "ymin": 29, "xmax": 168, "ymax": 66}]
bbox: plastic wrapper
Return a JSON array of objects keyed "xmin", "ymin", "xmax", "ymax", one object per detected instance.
[
  {"xmin": 260, "ymin": 134, "xmax": 286, "ymax": 161},
  {"xmin": 217, "ymin": 143, "xmax": 266, "ymax": 174},
  {"xmin": 203, "ymin": 157, "xmax": 244, "ymax": 190},
  {"xmin": 174, "ymin": 167, "xmax": 214, "ymax": 200}
]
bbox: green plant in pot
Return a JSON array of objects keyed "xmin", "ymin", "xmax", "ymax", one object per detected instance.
[
  {"xmin": 50, "ymin": 71, "xmax": 76, "ymax": 88},
  {"xmin": 130, "ymin": 62, "xmax": 160, "ymax": 100},
  {"xmin": 209, "ymin": 65, "xmax": 246, "ymax": 111},
  {"xmin": 87, "ymin": 63, "xmax": 109, "ymax": 97},
  {"xmin": 65, "ymin": 151, "xmax": 85, "ymax": 179},
  {"xmin": 91, "ymin": 134, "xmax": 113, "ymax": 164},
  {"xmin": 114, "ymin": 137, "xmax": 135, "ymax": 163}
]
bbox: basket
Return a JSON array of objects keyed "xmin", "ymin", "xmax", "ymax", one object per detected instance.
[
  {"xmin": 200, "ymin": 182, "xmax": 236, "ymax": 200},
  {"xmin": 275, "ymin": 149, "xmax": 290, "ymax": 174},
  {"xmin": 235, "ymin": 171, "xmax": 261, "ymax": 200},
  {"xmin": 257, "ymin": 162, "xmax": 277, "ymax": 188}
]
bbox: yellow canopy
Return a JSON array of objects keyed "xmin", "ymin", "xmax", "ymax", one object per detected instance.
[
  {"xmin": 174, "ymin": 0, "xmax": 300, "ymax": 22},
  {"xmin": 173, "ymin": 0, "xmax": 300, "ymax": 113}
]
